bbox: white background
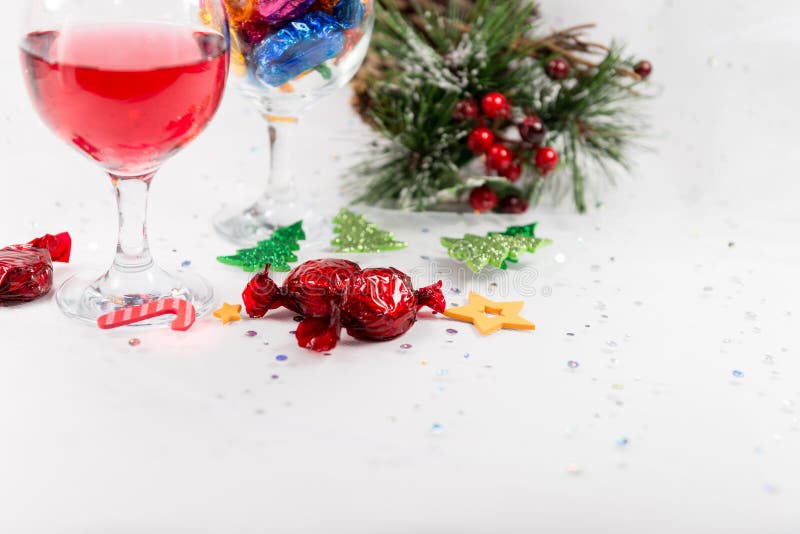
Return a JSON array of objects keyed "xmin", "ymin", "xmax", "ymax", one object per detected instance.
[{"xmin": 2, "ymin": 1, "xmax": 800, "ymax": 533}]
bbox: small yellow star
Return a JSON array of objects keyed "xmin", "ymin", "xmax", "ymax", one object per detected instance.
[
  {"xmin": 443, "ymin": 291, "xmax": 535, "ymax": 335},
  {"xmin": 213, "ymin": 302, "xmax": 242, "ymax": 325}
]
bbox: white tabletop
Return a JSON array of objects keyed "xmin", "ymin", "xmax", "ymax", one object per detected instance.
[{"xmin": 2, "ymin": 1, "xmax": 799, "ymax": 533}]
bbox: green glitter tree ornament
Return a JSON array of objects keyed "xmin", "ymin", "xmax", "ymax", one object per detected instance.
[
  {"xmin": 494, "ymin": 222, "xmax": 538, "ymax": 237},
  {"xmin": 331, "ymin": 209, "xmax": 407, "ymax": 253},
  {"xmin": 442, "ymin": 225, "xmax": 552, "ymax": 273},
  {"xmin": 217, "ymin": 221, "xmax": 305, "ymax": 272}
]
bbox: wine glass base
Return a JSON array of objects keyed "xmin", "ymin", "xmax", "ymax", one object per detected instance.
[
  {"xmin": 55, "ymin": 268, "xmax": 215, "ymax": 328},
  {"xmin": 213, "ymin": 197, "xmax": 326, "ymax": 246}
]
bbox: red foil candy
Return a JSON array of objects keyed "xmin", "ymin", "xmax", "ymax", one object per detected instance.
[
  {"xmin": 0, "ymin": 232, "xmax": 71, "ymax": 306},
  {"xmin": 243, "ymin": 258, "xmax": 361, "ymax": 318},
  {"xmin": 341, "ymin": 268, "xmax": 445, "ymax": 341},
  {"xmin": 242, "ymin": 259, "xmax": 445, "ymax": 352}
]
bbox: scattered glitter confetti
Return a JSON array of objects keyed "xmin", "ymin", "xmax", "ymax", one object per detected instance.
[
  {"xmin": 446, "ymin": 328, "xmax": 458, "ymax": 335},
  {"xmin": 181, "ymin": 260, "xmax": 191, "ymax": 268},
  {"xmin": 732, "ymin": 369, "xmax": 744, "ymax": 378},
  {"xmin": 616, "ymin": 436, "xmax": 629, "ymax": 446},
  {"xmin": 400, "ymin": 343, "xmax": 412, "ymax": 349},
  {"xmin": 245, "ymin": 330, "xmax": 258, "ymax": 337},
  {"xmin": 567, "ymin": 360, "xmax": 579, "ymax": 369},
  {"xmin": 276, "ymin": 354, "xmax": 288, "ymax": 362},
  {"xmin": 128, "ymin": 338, "xmax": 141, "ymax": 347},
  {"xmin": 450, "ymin": 288, "xmax": 461, "ymax": 295},
  {"xmin": 431, "ymin": 423, "xmax": 444, "ymax": 434}
]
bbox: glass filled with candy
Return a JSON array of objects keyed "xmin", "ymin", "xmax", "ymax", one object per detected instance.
[
  {"xmin": 214, "ymin": 0, "xmax": 374, "ymax": 243},
  {"xmin": 19, "ymin": 0, "xmax": 230, "ymax": 324}
]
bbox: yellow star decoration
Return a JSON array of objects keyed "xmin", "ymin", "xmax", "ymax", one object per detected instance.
[
  {"xmin": 213, "ymin": 302, "xmax": 242, "ymax": 325},
  {"xmin": 443, "ymin": 291, "xmax": 536, "ymax": 335}
]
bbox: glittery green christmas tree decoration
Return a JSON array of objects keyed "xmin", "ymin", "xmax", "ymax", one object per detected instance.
[
  {"xmin": 494, "ymin": 222, "xmax": 538, "ymax": 237},
  {"xmin": 442, "ymin": 224, "xmax": 551, "ymax": 272},
  {"xmin": 331, "ymin": 209, "xmax": 407, "ymax": 253},
  {"xmin": 217, "ymin": 221, "xmax": 305, "ymax": 272}
]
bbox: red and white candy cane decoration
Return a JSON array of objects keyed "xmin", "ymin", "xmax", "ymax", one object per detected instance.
[{"xmin": 97, "ymin": 298, "xmax": 196, "ymax": 331}]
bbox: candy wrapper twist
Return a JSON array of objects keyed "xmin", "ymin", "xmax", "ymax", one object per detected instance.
[{"xmin": 243, "ymin": 258, "xmax": 445, "ymax": 351}]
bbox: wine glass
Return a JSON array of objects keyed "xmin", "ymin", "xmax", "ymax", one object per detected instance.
[
  {"xmin": 213, "ymin": 0, "xmax": 374, "ymax": 244},
  {"xmin": 20, "ymin": 0, "xmax": 230, "ymax": 325}
]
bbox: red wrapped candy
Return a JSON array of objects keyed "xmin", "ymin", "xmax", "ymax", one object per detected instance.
[
  {"xmin": 341, "ymin": 268, "xmax": 445, "ymax": 341},
  {"xmin": 243, "ymin": 258, "xmax": 361, "ymax": 318},
  {"xmin": 0, "ymin": 232, "xmax": 71, "ymax": 306},
  {"xmin": 243, "ymin": 259, "xmax": 446, "ymax": 352}
]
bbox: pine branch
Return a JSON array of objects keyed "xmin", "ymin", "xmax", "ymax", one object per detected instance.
[{"xmin": 351, "ymin": 0, "xmax": 651, "ymax": 212}]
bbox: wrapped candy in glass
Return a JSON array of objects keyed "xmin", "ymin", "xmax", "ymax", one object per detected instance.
[{"xmin": 215, "ymin": 0, "xmax": 374, "ymax": 244}]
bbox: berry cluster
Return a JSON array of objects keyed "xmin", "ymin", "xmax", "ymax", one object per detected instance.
[{"xmin": 455, "ymin": 92, "xmax": 559, "ymax": 213}]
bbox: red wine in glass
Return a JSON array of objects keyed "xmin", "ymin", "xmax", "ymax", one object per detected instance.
[
  {"xmin": 19, "ymin": 1, "xmax": 230, "ymax": 326},
  {"xmin": 21, "ymin": 23, "xmax": 228, "ymax": 175}
]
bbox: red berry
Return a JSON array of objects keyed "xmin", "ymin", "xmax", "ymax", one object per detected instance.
[
  {"xmin": 499, "ymin": 195, "xmax": 529, "ymax": 214},
  {"xmin": 634, "ymin": 60, "xmax": 653, "ymax": 79},
  {"xmin": 481, "ymin": 92, "xmax": 511, "ymax": 119},
  {"xmin": 500, "ymin": 163, "xmax": 522, "ymax": 182},
  {"xmin": 546, "ymin": 57, "xmax": 570, "ymax": 80},
  {"xmin": 469, "ymin": 186, "xmax": 498, "ymax": 212},
  {"xmin": 518, "ymin": 115, "xmax": 547, "ymax": 146},
  {"xmin": 486, "ymin": 144, "xmax": 513, "ymax": 172},
  {"xmin": 535, "ymin": 146, "xmax": 559, "ymax": 174},
  {"xmin": 453, "ymin": 99, "xmax": 479, "ymax": 122},
  {"xmin": 466, "ymin": 127, "xmax": 495, "ymax": 154}
]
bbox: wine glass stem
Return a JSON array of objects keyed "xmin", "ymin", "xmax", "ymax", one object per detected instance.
[
  {"xmin": 265, "ymin": 116, "xmax": 299, "ymax": 203},
  {"xmin": 110, "ymin": 173, "xmax": 155, "ymax": 274}
]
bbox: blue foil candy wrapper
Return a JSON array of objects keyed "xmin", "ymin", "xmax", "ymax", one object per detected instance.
[
  {"xmin": 333, "ymin": 0, "xmax": 366, "ymax": 30},
  {"xmin": 252, "ymin": 11, "xmax": 345, "ymax": 87}
]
